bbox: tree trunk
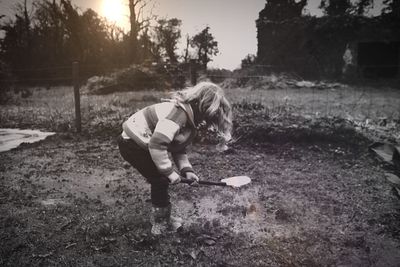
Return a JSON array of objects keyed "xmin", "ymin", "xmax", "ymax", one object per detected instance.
[
  {"xmin": 183, "ymin": 35, "xmax": 190, "ymax": 63},
  {"xmin": 129, "ymin": 0, "xmax": 138, "ymax": 63}
]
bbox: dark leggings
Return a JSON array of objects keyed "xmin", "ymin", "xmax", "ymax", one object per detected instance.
[{"xmin": 117, "ymin": 135, "xmax": 170, "ymax": 207}]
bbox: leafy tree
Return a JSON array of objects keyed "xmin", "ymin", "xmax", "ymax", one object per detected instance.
[
  {"xmin": 259, "ymin": 0, "xmax": 307, "ymax": 21},
  {"xmin": 0, "ymin": 0, "xmax": 134, "ymax": 82},
  {"xmin": 80, "ymin": 9, "xmax": 110, "ymax": 63},
  {"xmin": 320, "ymin": 0, "xmax": 375, "ymax": 16},
  {"xmin": 182, "ymin": 34, "xmax": 191, "ymax": 63},
  {"xmin": 138, "ymin": 27, "xmax": 161, "ymax": 63},
  {"xmin": 59, "ymin": 0, "xmax": 85, "ymax": 61},
  {"xmin": 383, "ymin": 0, "xmax": 400, "ymax": 17},
  {"xmin": 241, "ymin": 54, "xmax": 257, "ymax": 68},
  {"xmin": 190, "ymin": 26, "xmax": 218, "ymax": 69},
  {"xmin": 0, "ymin": 0, "xmax": 180, "ymax": 85},
  {"xmin": 319, "ymin": 0, "xmax": 352, "ymax": 16},
  {"xmin": 127, "ymin": 0, "xmax": 154, "ymax": 63},
  {"xmin": 33, "ymin": 0, "xmax": 65, "ymax": 65},
  {"xmin": 0, "ymin": 0, "xmax": 34, "ymax": 70},
  {"xmin": 154, "ymin": 18, "xmax": 181, "ymax": 63},
  {"xmin": 354, "ymin": 0, "xmax": 373, "ymax": 15}
]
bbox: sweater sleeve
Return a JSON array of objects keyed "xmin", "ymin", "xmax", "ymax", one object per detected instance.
[
  {"xmin": 148, "ymin": 105, "xmax": 189, "ymax": 180},
  {"xmin": 148, "ymin": 119, "xmax": 180, "ymax": 177}
]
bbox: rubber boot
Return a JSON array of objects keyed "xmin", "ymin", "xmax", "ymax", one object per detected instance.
[
  {"xmin": 150, "ymin": 205, "xmax": 183, "ymax": 235},
  {"xmin": 166, "ymin": 204, "xmax": 183, "ymax": 232},
  {"xmin": 150, "ymin": 206, "xmax": 169, "ymax": 236}
]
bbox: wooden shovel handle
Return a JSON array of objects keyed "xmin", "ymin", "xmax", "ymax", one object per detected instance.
[{"xmin": 180, "ymin": 178, "xmax": 227, "ymax": 186}]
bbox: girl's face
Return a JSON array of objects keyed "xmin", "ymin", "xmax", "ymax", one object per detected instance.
[
  {"xmin": 192, "ymin": 100, "xmax": 204, "ymax": 125},
  {"xmin": 206, "ymin": 109, "xmax": 232, "ymax": 142}
]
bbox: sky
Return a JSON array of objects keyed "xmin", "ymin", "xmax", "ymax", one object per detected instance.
[{"xmin": 0, "ymin": 0, "xmax": 386, "ymax": 70}]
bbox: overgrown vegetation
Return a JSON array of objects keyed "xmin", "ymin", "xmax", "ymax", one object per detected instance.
[
  {"xmin": 255, "ymin": 0, "xmax": 400, "ymax": 80},
  {"xmin": 84, "ymin": 63, "xmax": 187, "ymax": 94},
  {"xmin": 0, "ymin": 0, "xmax": 219, "ymax": 86}
]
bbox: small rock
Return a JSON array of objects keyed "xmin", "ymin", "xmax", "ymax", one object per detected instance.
[
  {"xmin": 275, "ymin": 208, "xmax": 291, "ymax": 222},
  {"xmin": 189, "ymin": 251, "xmax": 197, "ymax": 260},
  {"xmin": 385, "ymin": 173, "xmax": 400, "ymax": 185},
  {"xmin": 203, "ymin": 238, "xmax": 216, "ymax": 246}
]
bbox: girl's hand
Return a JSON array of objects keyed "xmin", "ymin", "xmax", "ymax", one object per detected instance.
[{"xmin": 185, "ymin": 172, "xmax": 199, "ymax": 186}]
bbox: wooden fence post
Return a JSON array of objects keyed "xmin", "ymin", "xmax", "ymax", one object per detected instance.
[{"xmin": 72, "ymin": 61, "xmax": 81, "ymax": 133}]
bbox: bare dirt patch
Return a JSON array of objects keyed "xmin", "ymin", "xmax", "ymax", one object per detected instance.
[{"xmin": 1, "ymin": 117, "xmax": 400, "ymax": 266}]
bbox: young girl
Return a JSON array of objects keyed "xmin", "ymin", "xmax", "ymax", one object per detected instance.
[{"xmin": 117, "ymin": 82, "xmax": 232, "ymax": 235}]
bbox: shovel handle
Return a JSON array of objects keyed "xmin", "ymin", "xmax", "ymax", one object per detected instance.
[{"xmin": 180, "ymin": 178, "xmax": 227, "ymax": 186}]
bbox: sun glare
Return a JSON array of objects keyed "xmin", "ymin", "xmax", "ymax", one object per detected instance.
[{"xmin": 102, "ymin": 0, "xmax": 126, "ymax": 26}]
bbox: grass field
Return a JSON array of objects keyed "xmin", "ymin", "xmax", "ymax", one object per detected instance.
[
  {"xmin": 1, "ymin": 85, "xmax": 399, "ymax": 135},
  {"xmin": 228, "ymin": 86, "xmax": 400, "ymax": 121}
]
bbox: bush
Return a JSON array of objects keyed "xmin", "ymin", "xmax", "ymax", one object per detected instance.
[
  {"xmin": 0, "ymin": 61, "xmax": 14, "ymax": 104},
  {"xmin": 85, "ymin": 63, "xmax": 187, "ymax": 95}
]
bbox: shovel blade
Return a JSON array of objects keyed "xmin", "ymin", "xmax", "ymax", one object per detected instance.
[{"xmin": 221, "ymin": 176, "xmax": 251, "ymax": 188}]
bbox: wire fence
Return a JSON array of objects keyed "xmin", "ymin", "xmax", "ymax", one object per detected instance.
[
  {"xmin": 2, "ymin": 62, "xmax": 399, "ymax": 83},
  {"xmin": 1, "ymin": 61, "xmax": 399, "ymax": 134}
]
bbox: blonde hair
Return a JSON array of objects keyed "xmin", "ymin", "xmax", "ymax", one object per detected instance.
[{"xmin": 173, "ymin": 82, "xmax": 232, "ymax": 142}]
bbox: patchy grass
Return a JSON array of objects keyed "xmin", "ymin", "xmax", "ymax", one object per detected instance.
[
  {"xmin": 2, "ymin": 85, "xmax": 398, "ymax": 142},
  {"xmin": 225, "ymin": 86, "xmax": 400, "ymax": 122},
  {"xmin": 1, "ymin": 85, "xmax": 400, "ymax": 129},
  {"xmin": 0, "ymin": 87, "xmax": 168, "ymax": 134}
]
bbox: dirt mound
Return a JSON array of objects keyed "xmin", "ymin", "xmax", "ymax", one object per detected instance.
[
  {"xmin": 195, "ymin": 106, "xmax": 370, "ymax": 150},
  {"xmin": 219, "ymin": 71, "xmax": 347, "ymax": 91},
  {"xmin": 234, "ymin": 115, "xmax": 369, "ymax": 147}
]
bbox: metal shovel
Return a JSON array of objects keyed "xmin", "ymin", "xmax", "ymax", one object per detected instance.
[{"xmin": 180, "ymin": 175, "xmax": 251, "ymax": 188}]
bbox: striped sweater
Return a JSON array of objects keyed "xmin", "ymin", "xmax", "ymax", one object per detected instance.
[{"xmin": 122, "ymin": 101, "xmax": 196, "ymax": 181}]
